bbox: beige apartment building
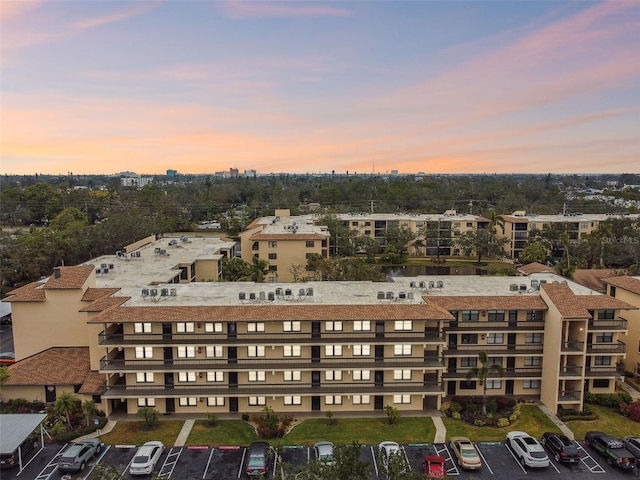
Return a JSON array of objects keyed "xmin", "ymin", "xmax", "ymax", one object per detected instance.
[
  {"xmin": 603, "ymin": 276, "xmax": 640, "ymax": 379},
  {"xmin": 2, "ymin": 234, "xmax": 635, "ymax": 417},
  {"xmin": 499, "ymin": 211, "xmax": 640, "ymax": 259}
]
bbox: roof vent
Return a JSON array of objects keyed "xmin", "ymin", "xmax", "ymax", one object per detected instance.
[{"xmin": 239, "ymin": 292, "xmax": 246, "ymax": 300}]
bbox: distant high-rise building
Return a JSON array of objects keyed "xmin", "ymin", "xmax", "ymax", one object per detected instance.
[
  {"xmin": 230, "ymin": 168, "xmax": 239, "ymax": 178},
  {"xmin": 166, "ymin": 169, "xmax": 177, "ymax": 177}
]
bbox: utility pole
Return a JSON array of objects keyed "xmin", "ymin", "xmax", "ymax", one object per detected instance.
[{"xmin": 370, "ymin": 200, "xmax": 375, "ymax": 214}]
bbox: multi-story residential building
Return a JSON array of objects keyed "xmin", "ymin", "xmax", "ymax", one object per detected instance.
[
  {"xmin": 2, "ymin": 234, "xmax": 634, "ymax": 418},
  {"xmin": 499, "ymin": 211, "xmax": 640, "ymax": 259},
  {"xmin": 603, "ymin": 276, "xmax": 640, "ymax": 379}
]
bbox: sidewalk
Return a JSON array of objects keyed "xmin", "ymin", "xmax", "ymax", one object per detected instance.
[
  {"xmin": 174, "ymin": 419, "xmax": 195, "ymax": 447},
  {"xmin": 617, "ymin": 378, "xmax": 640, "ymax": 401},
  {"xmin": 536, "ymin": 403, "xmax": 575, "ymax": 440},
  {"xmin": 74, "ymin": 420, "xmax": 117, "ymax": 442}
]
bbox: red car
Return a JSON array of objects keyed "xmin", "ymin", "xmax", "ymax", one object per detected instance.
[{"xmin": 423, "ymin": 454, "xmax": 446, "ymax": 479}]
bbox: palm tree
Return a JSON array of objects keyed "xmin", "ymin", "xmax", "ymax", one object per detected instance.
[
  {"xmin": 465, "ymin": 351, "xmax": 505, "ymax": 416},
  {"xmin": 250, "ymin": 256, "xmax": 269, "ymax": 282},
  {"xmin": 487, "ymin": 210, "xmax": 505, "ymax": 235},
  {"xmin": 54, "ymin": 391, "xmax": 79, "ymax": 428},
  {"xmin": 82, "ymin": 399, "xmax": 98, "ymax": 427}
]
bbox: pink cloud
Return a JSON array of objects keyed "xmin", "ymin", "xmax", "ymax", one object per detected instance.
[
  {"xmin": 72, "ymin": 1, "xmax": 159, "ymax": 29},
  {"xmin": 217, "ymin": 1, "xmax": 352, "ymax": 19}
]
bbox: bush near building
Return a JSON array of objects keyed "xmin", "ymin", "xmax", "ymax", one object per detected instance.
[{"xmin": 443, "ymin": 396, "xmax": 519, "ymax": 427}]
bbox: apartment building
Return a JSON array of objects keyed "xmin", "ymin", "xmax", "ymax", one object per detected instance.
[
  {"xmin": 603, "ymin": 276, "xmax": 640, "ymax": 379},
  {"xmin": 2, "ymin": 234, "xmax": 635, "ymax": 417},
  {"xmin": 499, "ymin": 211, "xmax": 640, "ymax": 259}
]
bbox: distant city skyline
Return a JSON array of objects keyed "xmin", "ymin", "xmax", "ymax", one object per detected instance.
[{"xmin": 1, "ymin": 1, "xmax": 639, "ymax": 175}]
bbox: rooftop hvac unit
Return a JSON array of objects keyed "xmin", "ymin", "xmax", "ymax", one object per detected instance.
[
  {"xmin": 275, "ymin": 288, "xmax": 283, "ymax": 296},
  {"xmin": 249, "ymin": 292, "xmax": 256, "ymax": 300},
  {"xmin": 306, "ymin": 288, "xmax": 314, "ymax": 296},
  {"xmin": 399, "ymin": 292, "xmax": 406, "ymax": 299},
  {"xmin": 299, "ymin": 289, "xmax": 306, "ymax": 296},
  {"xmin": 108, "ymin": 264, "xmax": 115, "ymax": 269},
  {"xmin": 510, "ymin": 284, "xmax": 519, "ymax": 291},
  {"xmin": 160, "ymin": 288, "xmax": 169, "ymax": 297},
  {"xmin": 149, "ymin": 289, "xmax": 158, "ymax": 297},
  {"xmin": 101, "ymin": 263, "xmax": 108, "ymax": 269},
  {"xmin": 377, "ymin": 291, "xmax": 385, "ymax": 300},
  {"xmin": 154, "ymin": 247, "xmax": 161, "ymax": 254},
  {"xmin": 95, "ymin": 268, "xmax": 103, "ymax": 274},
  {"xmin": 268, "ymin": 292, "xmax": 275, "ymax": 301},
  {"xmin": 419, "ymin": 281, "xmax": 426, "ymax": 289},
  {"xmin": 135, "ymin": 251, "xmax": 141, "ymax": 257},
  {"xmin": 428, "ymin": 281, "xmax": 435, "ymax": 289},
  {"xmin": 407, "ymin": 292, "xmax": 414, "ymax": 299},
  {"xmin": 386, "ymin": 291, "xmax": 394, "ymax": 299},
  {"xmin": 539, "ymin": 279, "xmax": 547, "ymax": 284},
  {"xmin": 409, "ymin": 281, "xmax": 416, "ymax": 288},
  {"xmin": 519, "ymin": 284, "xmax": 527, "ymax": 291},
  {"xmin": 259, "ymin": 291, "xmax": 266, "ymax": 300},
  {"xmin": 436, "ymin": 281, "xmax": 444, "ymax": 289},
  {"xmin": 169, "ymin": 288, "xmax": 177, "ymax": 296},
  {"xmin": 531, "ymin": 280, "xmax": 540, "ymax": 290},
  {"xmin": 142, "ymin": 288, "xmax": 149, "ymax": 297},
  {"xmin": 239, "ymin": 292, "xmax": 246, "ymax": 300},
  {"xmin": 285, "ymin": 289, "xmax": 292, "ymax": 296}
]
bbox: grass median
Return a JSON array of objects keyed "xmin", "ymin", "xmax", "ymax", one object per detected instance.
[
  {"xmin": 565, "ymin": 404, "xmax": 639, "ymax": 440},
  {"xmin": 98, "ymin": 420, "xmax": 184, "ymax": 446}
]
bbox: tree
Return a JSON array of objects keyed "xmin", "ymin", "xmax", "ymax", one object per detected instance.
[
  {"xmin": 54, "ymin": 391, "xmax": 80, "ymax": 428},
  {"xmin": 519, "ymin": 242, "xmax": 547, "ymax": 264},
  {"xmin": 384, "ymin": 405, "xmax": 401, "ymax": 425},
  {"xmin": 82, "ymin": 399, "xmax": 98, "ymax": 427},
  {"xmin": 137, "ymin": 406, "xmax": 160, "ymax": 429},
  {"xmin": 221, "ymin": 257, "xmax": 252, "ymax": 281},
  {"xmin": 464, "ymin": 351, "xmax": 505, "ymax": 416},
  {"xmin": 250, "ymin": 257, "xmax": 270, "ymax": 283},
  {"xmin": 456, "ymin": 229, "xmax": 508, "ymax": 265},
  {"xmin": 0, "ymin": 366, "xmax": 9, "ymax": 385}
]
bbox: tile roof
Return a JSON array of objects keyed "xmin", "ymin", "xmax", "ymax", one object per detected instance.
[
  {"xmin": 518, "ymin": 262, "xmax": 556, "ymax": 275},
  {"xmin": 249, "ymin": 233, "xmax": 328, "ymax": 241},
  {"xmin": 89, "ymin": 303, "xmax": 454, "ymax": 323},
  {"xmin": 79, "ymin": 371, "xmax": 106, "ymax": 395},
  {"xmin": 425, "ymin": 296, "xmax": 548, "ymax": 311},
  {"xmin": 541, "ymin": 282, "xmax": 636, "ymax": 319},
  {"xmin": 4, "ymin": 281, "xmax": 46, "ymax": 302},
  {"xmin": 44, "ymin": 266, "xmax": 94, "ymax": 289},
  {"xmin": 3, "ymin": 347, "xmax": 90, "ymax": 386},
  {"xmin": 79, "ymin": 296, "xmax": 130, "ymax": 312},
  {"xmin": 604, "ymin": 276, "xmax": 640, "ymax": 295},
  {"xmin": 81, "ymin": 287, "xmax": 121, "ymax": 302},
  {"xmin": 572, "ymin": 269, "xmax": 625, "ymax": 291}
]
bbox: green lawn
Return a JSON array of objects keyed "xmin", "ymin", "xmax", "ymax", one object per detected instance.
[
  {"xmin": 186, "ymin": 420, "xmax": 258, "ymax": 446},
  {"xmin": 442, "ymin": 404, "xmax": 562, "ymax": 442},
  {"xmin": 565, "ymin": 404, "xmax": 639, "ymax": 440},
  {"xmin": 98, "ymin": 420, "xmax": 184, "ymax": 446}
]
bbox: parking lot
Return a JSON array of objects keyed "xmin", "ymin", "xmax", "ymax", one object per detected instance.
[{"xmin": 1, "ymin": 440, "xmax": 637, "ymax": 479}]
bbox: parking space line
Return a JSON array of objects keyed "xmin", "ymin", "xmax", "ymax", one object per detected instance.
[
  {"xmin": 237, "ymin": 447, "xmax": 247, "ymax": 479},
  {"xmin": 504, "ymin": 442, "xmax": 528, "ymax": 473},
  {"xmin": 16, "ymin": 445, "xmax": 48, "ymax": 477},
  {"xmin": 548, "ymin": 456, "xmax": 561, "ymax": 473},
  {"xmin": 34, "ymin": 444, "xmax": 68, "ymax": 480},
  {"xmin": 82, "ymin": 445, "xmax": 110, "ymax": 480},
  {"xmin": 440, "ymin": 444, "xmax": 460, "ymax": 476},
  {"xmin": 157, "ymin": 447, "xmax": 182, "ymax": 479},
  {"xmin": 202, "ymin": 448, "xmax": 215, "ymax": 479},
  {"xmin": 370, "ymin": 445, "xmax": 379, "ymax": 477},
  {"xmin": 475, "ymin": 445, "xmax": 494, "ymax": 475},
  {"xmin": 574, "ymin": 443, "xmax": 606, "ymax": 473},
  {"xmin": 401, "ymin": 446, "xmax": 411, "ymax": 474}
]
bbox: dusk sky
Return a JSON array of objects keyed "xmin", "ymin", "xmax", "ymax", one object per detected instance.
[{"xmin": 1, "ymin": 1, "xmax": 639, "ymax": 176}]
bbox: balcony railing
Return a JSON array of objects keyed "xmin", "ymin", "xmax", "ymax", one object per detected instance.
[
  {"xmin": 445, "ymin": 344, "xmax": 544, "ymax": 355},
  {"xmin": 561, "ymin": 341, "xmax": 584, "ymax": 352},
  {"xmin": 102, "ymin": 381, "xmax": 444, "ymax": 398},
  {"xmin": 100, "ymin": 356, "xmax": 445, "ymax": 372},
  {"xmin": 587, "ymin": 340, "xmax": 625, "ymax": 354},
  {"xmin": 584, "ymin": 366, "xmax": 618, "ymax": 377},
  {"xmin": 559, "ymin": 366, "xmax": 583, "ymax": 377},
  {"xmin": 446, "ymin": 322, "xmax": 544, "ymax": 332},
  {"xmin": 558, "ymin": 390, "xmax": 581, "ymax": 402},
  {"xmin": 98, "ymin": 331, "xmax": 445, "ymax": 346},
  {"xmin": 442, "ymin": 367, "xmax": 542, "ymax": 379},
  {"xmin": 588, "ymin": 318, "xmax": 628, "ymax": 331}
]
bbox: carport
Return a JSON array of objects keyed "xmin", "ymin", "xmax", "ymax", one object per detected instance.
[{"xmin": 0, "ymin": 413, "xmax": 47, "ymax": 472}]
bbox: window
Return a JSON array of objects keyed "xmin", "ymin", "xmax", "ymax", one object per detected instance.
[
  {"xmin": 268, "ymin": 253, "xmax": 277, "ymax": 260},
  {"xmin": 525, "ymin": 333, "xmax": 543, "ymax": 344},
  {"xmin": 393, "ymin": 394, "xmax": 410, "ymax": 404},
  {"xmin": 393, "ymin": 370, "xmax": 411, "ymax": 380},
  {"xmin": 134, "ymin": 322, "xmax": 152, "ymax": 333},
  {"xmin": 325, "ymin": 370, "xmax": 342, "ymax": 381},
  {"xmin": 284, "ymin": 396, "xmax": 302, "ymax": 405},
  {"xmin": 353, "ymin": 344, "xmax": 370, "ymax": 356},
  {"xmin": 461, "ymin": 334, "xmax": 478, "ymax": 345},
  {"xmin": 283, "ymin": 321, "xmax": 301, "ymax": 332},
  {"xmin": 178, "ymin": 371, "xmax": 196, "ymax": 382},
  {"xmin": 136, "ymin": 372, "xmax": 154, "ymax": 383},
  {"xmin": 284, "ymin": 345, "xmax": 301, "ymax": 357},
  {"xmin": 137, "ymin": 397, "xmax": 155, "ymax": 407},
  {"xmin": 249, "ymin": 397, "xmax": 266, "ymax": 406},
  {"xmin": 207, "ymin": 371, "xmax": 223, "ymax": 382},
  {"xmin": 594, "ymin": 356, "xmax": 612, "ymax": 365},
  {"xmin": 486, "ymin": 380, "xmax": 502, "ymax": 389},
  {"xmin": 179, "ymin": 397, "xmax": 197, "ymax": 407},
  {"xmin": 135, "ymin": 346, "xmax": 153, "ymax": 359},
  {"xmin": 352, "ymin": 370, "xmax": 370, "ymax": 381},
  {"xmin": 268, "ymin": 265, "xmax": 278, "ymax": 272},
  {"xmin": 268, "ymin": 277, "xmax": 277, "ymax": 283},
  {"xmin": 177, "ymin": 346, "xmax": 195, "ymax": 358},
  {"xmin": 636, "ymin": 362, "xmax": 640, "ymax": 375},
  {"xmin": 488, "ymin": 357, "xmax": 503, "ymax": 366},
  {"xmin": 248, "ymin": 346, "xmax": 265, "ymax": 357},
  {"xmin": 248, "ymin": 371, "xmax": 266, "ymax": 382},
  {"xmin": 596, "ymin": 333, "xmax": 613, "ymax": 343},
  {"xmin": 325, "ymin": 345, "xmax": 343, "ymax": 356},
  {"xmin": 206, "ymin": 346, "xmax": 223, "ymax": 358},
  {"xmin": 353, "ymin": 320, "xmax": 370, "ymax": 331},
  {"xmin": 487, "ymin": 333, "xmax": 504, "ymax": 344},
  {"xmin": 176, "ymin": 322, "xmax": 195, "ymax": 333},
  {"xmin": 524, "ymin": 357, "xmax": 542, "ymax": 367},
  {"xmin": 523, "ymin": 380, "xmax": 540, "ymax": 389},
  {"xmin": 205, "ymin": 322, "xmax": 223, "ymax": 333},
  {"xmin": 394, "ymin": 344, "xmax": 411, "ymax": 356},
  {"xmin": 461, "ymin": 310, "xmax": 479, "ymax": 321},
  {"xmin": 461, "ymin": 381, "xmax": 477, "ymax": 390},
  {"xmin": 598, "ymin": 309, "xmax": 615, "ymax": 320},
  {"xmin": 247, "ymin": 322, "xmax": 265, "ymax": 333},
  {"xmin": 268, "ymin": 241, "xmax": 277, "ymax": 248},
  {"xmin": 306, "ymin": 241, "xmax": 315, "ymax": 248},
  {"xmin": 609, "ymin": 286, "xmax": 617, "ymax": 297},
  {"xmin": 325, "ymin": 396, "xmax": 342, "ymax": 405},
  {"xmin": 352, "ymin": 395, "xmax": 370, "ymax": 405},
  {"xmin": 207, "ymin": 397, "xmax": 224, "ymax": 406},
  {"xmin": 394, "ymin": 320, "xmax": 412, "ymax": 331},
  {"xmin": 284, "ymin": 371, "xmax": 301, "ymax": 381},
  {"xmin": 487, "ymin": 310, "xmax": 505, "ymax": 322},
  {"xmin": 526, "ymin": 310, "xmax": 543, "ymax": 321},
  {"xmin": 460, "ymin": 357, "xmax": 477, "ymax": 367},
  {"xmin": 593, "ymin": 379, "xmax": 610, "ymax": 388},
  {"xmin": 326, "ymin": 321, "xmax": 343, "ymax": 331}
]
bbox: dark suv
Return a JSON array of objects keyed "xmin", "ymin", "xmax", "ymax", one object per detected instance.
[
  {"xmin": 540, "ymin": 432, "xmax": 580, "ymax": 463},
  {"xmin": 246, "ymin": 442, "xmax": 270, "ymax": 477}
]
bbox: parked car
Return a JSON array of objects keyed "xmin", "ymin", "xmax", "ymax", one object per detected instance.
[
  {"xmin": 623, "ymin": 436, "xmax": 640, "ymax": 460},
  {"xmin": 58, "ymin": 438, "xmax": 103, "ymax": 473},
  {"xmin": 246, "ymin": 442, "xmax": 270, "ymax": 477},
  {"xmin": 449, "ymin": 436, "xmax": 481, "ymax": 470},
  {"xmin": 314, "ymin": 441, "xmax": 335, "ymax": 465},
  {"xmin": 0, "ymin": 435, "xmax": 38, "ymax": 469},
  {"xmin": 540, "ymin": 432, "xmax": 580, "ymax": 463},
  {"xmin": 506, "ymin": 431, "xmax": 550, "ymax": 468},
  {"xmin": 129, "ymin": 441, "xmax": 164, "ymax": 476},
  {"xmin": 585, "ymin": 431, "xmax": 636, "ymax": 469},
  {"xmin": 378, "ymin": 441, "xmax": 407, "ymax": 471},
  {"xmin": 423, "ymin": 454, "xmax": 446, "ymax": 478},
  {"xmin": 0, "ymin": 352, "xmax": 15, "ymax": 365}
]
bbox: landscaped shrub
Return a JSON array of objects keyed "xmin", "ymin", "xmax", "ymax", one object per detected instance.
[
  {"xmin": 486, "ymin": 400, "xmax": 498, "ymax": 414},
  {"xmin": 509, "ymin": 413, "xmax": 518, "ymax": 422},
  {"xmin": 497, "ymin": 418, "xmax": 510, "ymax": 427},
  {"xmin": 558, "ymin": 407, "xmax": 598, "ymax": 421},
  {"xmin": 449, "ymin": 402, "xmax": 462, "ymax": 414},
  {"xmin": 620, "ymin": 402, "xmax": 640, "ymax": 422},
  {"xmin": 584, "ymin": 392, "xmax": 632, "ymax": 407},
  {"xmin": 452, "ymin": 412, "xmax": 461, "ymax": 420},
  {"xmin": 473, "ymin": 419, "xmax": 485, "ymax": 427},
  {"xmin": 241, "ymin": 413, "xmax": 250, "ymax": 421}
]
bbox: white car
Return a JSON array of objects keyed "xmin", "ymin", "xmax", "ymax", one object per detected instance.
[
  {"xmin": 378, "ymin": 441, "xmax": 401, "ymax": 468},
  {"xmin": 506, "ymin": 431, "xmax": 549, "ymax": 468},
  {"xmin": 314, "ymin": 441, "xmax": 335, "ymax": 465},
  {"xmin": 130, "ymin": 441, "xmax": 164, "ymax": 475}
]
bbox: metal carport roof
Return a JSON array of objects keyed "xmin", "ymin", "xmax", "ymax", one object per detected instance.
[{"xmin": 0, "ymin": 413, "xmax": 47, "ymax": 454}]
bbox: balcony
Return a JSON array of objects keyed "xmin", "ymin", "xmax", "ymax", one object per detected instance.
[
  {"xmin": 558, "ymin": 390, "xmax": 581, "ymax": 402},
  {"xmin": 442, "ymin": 367, "xmax": 542, "ymax": 380},
  {"xmin": 561, "ymin": 341, "xmax": 584, "ymax": 353},
  {"xmin": 447, "ymin": 322, "xmax": 544, "ymax": 332},
  {"xmin": 559, "ymin": 366, "xmax": 583, "ymax": 378},
  {"xmin": 445, "ymin": 344, "xmax": 544, "ymax": 355},
  {"xmin": 584, "ymin": 366, "xmax": 618, "ymax": 377},
  {"xmin": 587, "ymin": 340, "xmax": 625, "ymax": 354},
  {"xmin": 98, "ymin": 331, "xmax": 445, "ymax": 347},
  {"xmin": 588, "ymin": 318, "xmax": 628, "ymax": 331},
  {"xmin": 100, "ymin": 356, "xmax": 446, "ymax": 372},
  {"xmin": 102, "ymin": 381, "xmax": 444, "ymax": 398}
]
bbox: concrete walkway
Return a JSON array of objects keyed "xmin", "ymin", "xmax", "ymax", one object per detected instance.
[
  {"xmin": 536, "ymin": 403, "xmax": 574, "ymax": 440},
  {"xmin": 617, "ymin": 378, "xmax": 640, "ymax": 400},
  {"xmin": 432, "ymin": 416, "xmax": 446, "ymax": 443},
  {"xmin": 174, "ymin": 419, "xmax": 195, "ymax": 447},
  {"xmin": 74, "ymin": 420, "xmax": 117, "ymax": 442}
]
